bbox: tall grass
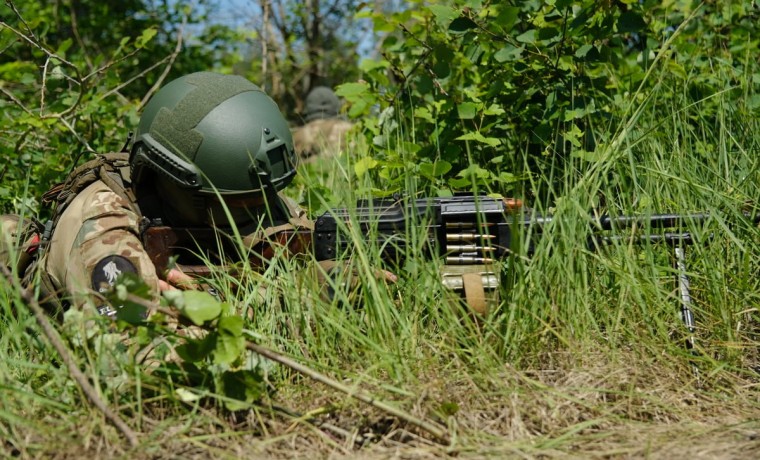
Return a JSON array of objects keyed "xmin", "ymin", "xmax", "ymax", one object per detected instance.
[{"xmin": 1, "ymin": 71, "xmax": 759, "ymax": 456}]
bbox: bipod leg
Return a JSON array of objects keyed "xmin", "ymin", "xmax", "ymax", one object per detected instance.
[{"xmin": 674, "ymin": 244, "xmax": 700, "ymax": 382}]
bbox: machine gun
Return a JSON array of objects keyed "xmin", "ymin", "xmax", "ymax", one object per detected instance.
[
  {"xmin": 309, "ymin": 195, "xmax": 751, "ymax": 325},
  {"xmin": 143, "ymin": 194, "xmax": 758, "ymax": 345}
]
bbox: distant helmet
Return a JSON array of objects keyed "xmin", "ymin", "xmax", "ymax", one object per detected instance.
[
  {"xmin": 304, "ymin": 86, "xmax": 341, "ymax": 122},
  {"xmin": 130, "ymin": 71, "xmax": 297, "ymax": 225}
]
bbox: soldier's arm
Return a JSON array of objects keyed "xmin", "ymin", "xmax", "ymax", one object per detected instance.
[{"xmin": 45, "ymin": 182, "xmax": 162, "ymax": 314}]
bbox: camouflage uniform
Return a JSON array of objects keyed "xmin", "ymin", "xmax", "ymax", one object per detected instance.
[
  {"xmin": 292, "ymin": 118, "xmax": 354, "ymax": 163},
  {"xmin": 292, "ymin": 86, "xmax": 353, "ymax": 162},
  {"xmin": 1, "ymin": 215, "xmax": 32, "ymax": 269},
  {"xmin": 43, "ymin": 180, "xmax": 161, "ymax": 313}
]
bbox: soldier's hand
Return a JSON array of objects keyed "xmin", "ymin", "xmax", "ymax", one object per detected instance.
[
  {"xmin": 376, "ymin": 269, "xmax": 398, "ymax": 283},
  {"xmin": 158, "ymin": 267, "xmax": 198, "ymax": 291}
]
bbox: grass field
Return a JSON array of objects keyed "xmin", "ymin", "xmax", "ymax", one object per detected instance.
[{"xmin": 1, "ymin": 79, "xmax": 759, "ymax": 459}]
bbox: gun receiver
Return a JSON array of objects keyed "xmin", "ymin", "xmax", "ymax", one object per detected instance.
[{"xmin": 312, "ymin": 195, "xmax": 523, "ymax": 263}]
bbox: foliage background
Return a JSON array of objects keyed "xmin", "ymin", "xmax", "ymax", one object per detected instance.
[{"xmin": 2, "ymin": 0, "xmax": 758, "ymax": 212}]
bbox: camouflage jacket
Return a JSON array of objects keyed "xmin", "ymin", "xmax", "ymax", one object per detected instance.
[
  {"xmin": 43, "ymin": 179, "xmax": 160, "ymax": 315},
  {"xmin": 0, "ymin": 180, "xmax": 154, "ymax": 315},
  {"xmin": 291, "ymin": 118, "xmax": 354, "ymax": 163}
]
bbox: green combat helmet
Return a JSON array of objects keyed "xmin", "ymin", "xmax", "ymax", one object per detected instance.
[
  {"xmin": 304, "ymin": 86, "xmax": 342, "ymax": 122},
  {"xmin": 130, "ymin": 72, "xmax": 297, "ymax": 226}
]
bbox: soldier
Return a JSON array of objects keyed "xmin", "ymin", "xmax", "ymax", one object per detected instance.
[
  {"xmin": 2, "ymin": 71, "xmax": 342, "ymax": 315},
  {"xmin": 291, "ymin": 86, "xmax": 354, "ymax": 163}
]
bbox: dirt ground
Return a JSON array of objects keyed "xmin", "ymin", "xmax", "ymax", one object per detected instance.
[{"xmin": 6, "ymin": 351, "xmax": 760, "ymax": 459}]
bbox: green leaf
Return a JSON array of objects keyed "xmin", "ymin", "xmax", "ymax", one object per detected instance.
[
  {"xmin": 538, "ymin": 27, "xmax": 560, "ymax": 42},
  {"xmin": 449, "ymin": 17, "xmax": 478, "ymax": 34},
  {"xmin": 176, "ymin": 333, "xmax": 217, "ymax": 362},
  {"xmin": 515, "ymin": 30, "xmax": 536, "ymax": 44},
  {"xmin": 335, "ymin": 82, "xmax": 370, "ymax": 98},
  {"xmin": 49, "ymin": 66, "xmax": 65, "ymax": 81},
  {"xmin": 448, "ymin": 176, "xmax": 476, "ymax": 189},
  {"xmin": 457, "ymin": 163, "xmax": 491, "ymax": 179},
  {"xmin": 180, "ymin": 290, "xmax": 222, "ymax": 326},
  {"xmin": 438, "ymin": 401, "xmax": 460, "ymax": 416},
  {"xmin": 162, "ymin": 289, "xmax": 184, "ymax": 308},
  {"xmin": 618, "ymin": 12, "xmax": 646, "ymax": 33},
  {"xmin": 419, "ymin": 161, "xmax": 452, "ymax": 178},
  {"xmin": 348, "ymin": 99, "xmax": 369, "ymax": 118},
  {"xmin": 136, "ymin": 28, "xmax": 157, "ymax": 48},
  {"xmin": 494, "ymin": 44, "xmax": 523, "ymax": 62},
  {"xmin": 359, "ymin": 59, "xmax": 390, "ymax": 73},
  {"xmin": 494, "ymin": 6, "xmax": 520, "ymax": 32},
  {"xmin": 17, "ymin": 115, "xmax": 44, "ymax": 129},
  {"xmin": 114, "ymin": 302, "xmax": 148, "ymax": 325},
  {"xmin": 218, "ymin": 315, "xmax": 244, "ymax": 337},
  {"xmin": 373, "ymin": 17, "xmax": 395, "ymax": 33},
  {"xmin": 483, "ymin": 104, "xmax": 505, "ymax": 116},
  {"xmin": 667, "ymin": 61, "xmax": 687, "ymax": 80},
  {"xmin": 175, "ymin": 388, "xmax": 202, "ymax": 402},
  {"xmin": 414, "ymin": 107, "xmax": 435, "ymax": 123},
  {"xmin": 221, "ymin": 370, "xmax": 267, "ymax": 411},
  {"xmin": 747, "ymin": 94, "xmax": 760, "ymax": 110},
  {"xmin": 563, "ymin": 124, "xmax": 584, "ymax": 148},
  {"xmin": 433, "ymin": 59, "xmax": 451, "ymax": 79},
  {"xmin": 575, "ymin": 44, "xmax": 593, "ymax": 58},
  {"xmin": 105, "ymin": 272, "xmax": 151, "ymax": 324},
  {"xmin": 354, "ymin": 157, "xmax": 378, "ymax": 177},
  {"xmin": 497, "ymin": 171, "xmax": 522, "ymax": 184},
  {"xmin": 456, "ymin": 132, "xmax": 501, "ymax": 147},
  {"xmin": 457, "ymin": 102, "xmax": 478, "ymax": 119},
  {"xmin": 213, "ymin": 316, "xmax": 245, "ymax": 366},
  {"xmin": 56, "ymin": 38, "xmax": 73, "ymax": 57},
  {"xmin": 564, "ymin": 107, "xmax": 586, "ymax": 121},
  {"xmin": 429, "ymin": 5, "xmax": 458, "ymax": 25}
]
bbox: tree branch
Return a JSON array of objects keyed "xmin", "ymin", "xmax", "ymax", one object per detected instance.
[{"xmin": 138, "ymin": 16, "xmax": 186, "ymax": 110}]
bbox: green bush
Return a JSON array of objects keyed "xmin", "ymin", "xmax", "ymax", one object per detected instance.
[{"xmin": 338, "ymin": 0, "xmax": 759, "ymax": 202}]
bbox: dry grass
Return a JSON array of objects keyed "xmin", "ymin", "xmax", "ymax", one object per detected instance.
[{"xmin": 6, "ymin": 346, "xmax": 759, "ymax": 459}]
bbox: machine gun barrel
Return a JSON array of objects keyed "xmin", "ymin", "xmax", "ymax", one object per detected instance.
[{"xmin": 596, "ymin": 213, "xmax": 711, "ymax": 231}]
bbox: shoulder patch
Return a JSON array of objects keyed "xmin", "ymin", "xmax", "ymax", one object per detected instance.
[{"xmin": 91, "ymin": 255, "xmax": 137, "ymax": 293}]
